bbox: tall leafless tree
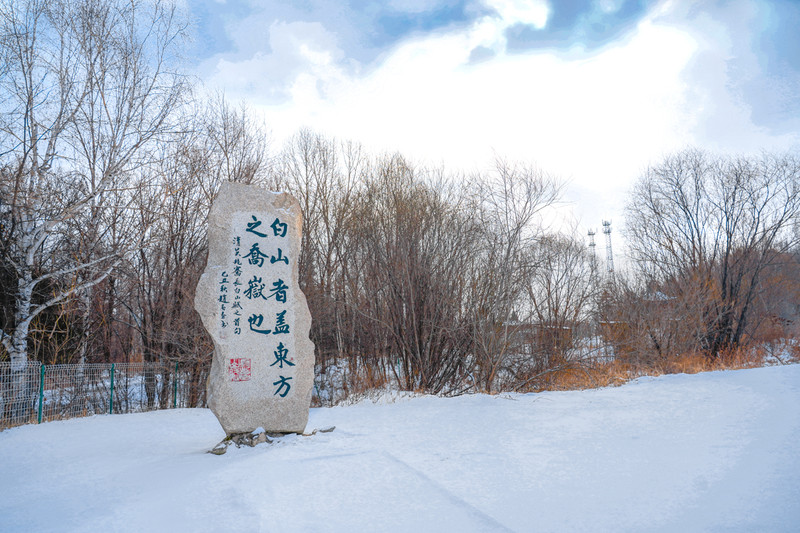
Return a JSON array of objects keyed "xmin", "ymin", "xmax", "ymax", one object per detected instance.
[
  {"xmin": 470, "ymin": 158, "xmax": 562, "ymax": 392},
  {"xmin": 626, "ymin": 149, "xmax": 800, "ymax": 357},
  {"xmin": 122, "ymin": 96, "xmax": 272, "ymax": 407},
  {"xmin": 0, "ymin": 0, "xmax": 187, "ymax": 417}
]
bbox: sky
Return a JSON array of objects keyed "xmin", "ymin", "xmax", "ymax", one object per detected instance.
[{"xmin": 184, "ymin": 0, "xmax": 800, "ymax": 242}]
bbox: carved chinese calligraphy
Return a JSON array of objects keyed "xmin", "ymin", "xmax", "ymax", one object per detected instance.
[{"xmin": 195, "ymin": 183, "xmax": 315, "ymax": 435}]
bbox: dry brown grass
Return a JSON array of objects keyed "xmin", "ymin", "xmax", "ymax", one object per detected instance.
[
  {"xmin": 318, "ymin": 343, "xmax": 798, "ymax": 404},
  {"xmin": 534, "ymin": 345, "xmax": 774, "ymax": 393},
  {"xmin": 529, "ymin": 362, "xmax": 632, "ymax": 391}
]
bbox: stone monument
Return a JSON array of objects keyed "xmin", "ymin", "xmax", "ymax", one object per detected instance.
[{"xmin": 195, "ymin": 182, "xmax": 315, "ymax": 436}]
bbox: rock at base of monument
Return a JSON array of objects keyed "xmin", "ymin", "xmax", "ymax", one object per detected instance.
[
  {"xmin": 301, "ymin": 425, "xmax": 336, "ymax": 436},
  {"xmin": 209, "ymin": 429, "xmax": 273, "ymax": 455},
  {"xmin": 209, "ymin": 441, "xmax": 229, "ymax": 455},
  {"xmin": 207, "ymin": 426, "xmax": 336, "ymax": 455}
]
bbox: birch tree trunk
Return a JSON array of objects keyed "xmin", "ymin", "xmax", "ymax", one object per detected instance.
[{"xmin": 0, "ymin": 0, "xmax": 187, "ymax": 419}]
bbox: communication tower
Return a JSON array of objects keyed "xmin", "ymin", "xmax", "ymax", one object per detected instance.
[
  {"xmin": 602, "ymin": 220, "xmax": 614, "ymax": 275},
  {"xmin": 587, "ymin": 229, "xmax": 597, "ymax": 274}
]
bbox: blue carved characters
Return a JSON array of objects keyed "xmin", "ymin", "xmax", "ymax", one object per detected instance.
[
  {"xmin": 270, "ymin": 248, "xmax": 289, "ymax": 265},
  {"xmin": 248, "ymin": 313, "xmax": 271, "ymax": 335},
  {"xmin": 244, "ymin": 243, "xmax": 268, "ymax": 267},
  {"xmin": 270, "ymin": 342, "xmax": 294, "ymax": 368},
  {"xmin": 273, "ymin": 375, "xmax": 292, "ymax": 397},
  {"xmin": 267, "ymin": 279, "xmax": 288, "ymax": 303},
  {"xmin": 247, "ymin": 311, "xmax": 290, "ymax": 335},
  {"xmin": 273, "ymin": 310, "xmax": 290, "ymax": 334},
  {"xmin": 246, "ymin": 215, "xmax": 268, "ymax": 237},
  {"xmin": 244, "ymin": 276, "xmax": 266, "ymax": 299},
  {"xmin": 271, "ymin": 217, "xmax": 288, "ymax": 237}
]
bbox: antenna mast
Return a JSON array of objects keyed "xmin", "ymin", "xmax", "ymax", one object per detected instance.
[
  {"xmin": 602, "ymin": 220, "xmax": 614, "ymax": 275},
  {"xmin": 587, "ymin": 229, "xmax": 597, "ymax": 275}
]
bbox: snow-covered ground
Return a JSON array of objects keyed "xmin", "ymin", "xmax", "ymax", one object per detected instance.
[{"xmin": 1, "ymin": 365, "xmax": 799, "ymax": 532}]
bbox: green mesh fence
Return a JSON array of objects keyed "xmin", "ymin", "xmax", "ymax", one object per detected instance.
[{"xmin": 0, "ymin": 361, "xmax": 208, "ymax": 430}]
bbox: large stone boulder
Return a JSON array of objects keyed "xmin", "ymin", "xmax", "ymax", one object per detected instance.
[{"xmin": 195, "ymin": 182, "xmax": 315, "ymax": 435}]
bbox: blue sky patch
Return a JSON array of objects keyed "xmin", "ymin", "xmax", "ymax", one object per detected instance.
[{"xmin": 505, "ymin": 0, "xmax": 654, "ymax": 52}]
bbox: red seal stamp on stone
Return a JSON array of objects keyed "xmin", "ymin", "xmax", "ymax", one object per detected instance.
[{"xmin": 228, "ymin": 358, "xmax": 251, "ymax": 381}]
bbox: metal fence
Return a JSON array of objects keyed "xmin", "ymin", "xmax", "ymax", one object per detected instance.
[{"xmin": 0, "ymin": 361, "xmax": 209, "ymax": 430}]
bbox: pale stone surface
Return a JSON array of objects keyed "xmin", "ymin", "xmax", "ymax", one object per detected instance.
[{"xmin": 195, "ymin": 182, "xmax": 315, "ymax": 435}]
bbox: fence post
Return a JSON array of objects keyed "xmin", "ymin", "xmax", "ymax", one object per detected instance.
[
  {"xmin": 173, "ymin": 362, "xmax": 179, "ymax": 409},
  {"xmin": 37, "ymin": 364, "xmax": 45, "ymax": 424},
  {"xmin": 109, "ymin": 363, "xmax": 115, "ymax": 415}
]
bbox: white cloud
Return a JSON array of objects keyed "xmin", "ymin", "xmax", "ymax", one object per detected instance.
[
  {"xmin": 254, "ymin": 11, "xmax": 695, "ymax": 230},
  {"xmin": 483, "ymin": 0, "xmax": 549, "ymax": 28},
  {"xmin": 663, "ymin": 0, "xmax": 800, "ymax": 152},
  {"xmin": 200, "ymin": 18, "xmax": 348, "ymax": 104},
  {"xmin": 197, "ymin": 0, "xmax": 800, "ymax": 234}
]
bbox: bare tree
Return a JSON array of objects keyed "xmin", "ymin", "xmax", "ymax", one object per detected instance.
[
  {"xmin": 626, "ymin": 149, "xmax": 800, "ymax": 358},
  {"xmin": 598, "ymin": 275, "xmax": 706, "ymax": 368},
  {"xmin": 470, "ymin": 158, "xmax": 562, "ymax": 392},
  {"xmin": 351, "ymin": 156, "xmax": 479, "ymax": 393},
  {"xmin": 200, "ymin": 92, "xmax": 272, "ymax": 190},
  {"xmin": 522, "ymin": 233, "xmax": 597, "ymax": 372},
  {"xmin": 0, "ymin": 0, "xmax": 187, "ymax": 417},
  {"xmin": 122, "ymin": 97, "xmax": 272, "ymax": 407},
  {"xmin": 275, "ymin": 130, "xmax": 365, "ymax": 381}
]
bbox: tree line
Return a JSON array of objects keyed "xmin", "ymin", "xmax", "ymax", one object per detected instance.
[{"xmin": 2, "ymin": 0, "xmax": 799, "ymax": 415}]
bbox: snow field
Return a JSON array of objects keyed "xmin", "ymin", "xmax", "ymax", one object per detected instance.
[{"xmin": 1, "ymin": 365, "xmax": 799, "ymax": 532}]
